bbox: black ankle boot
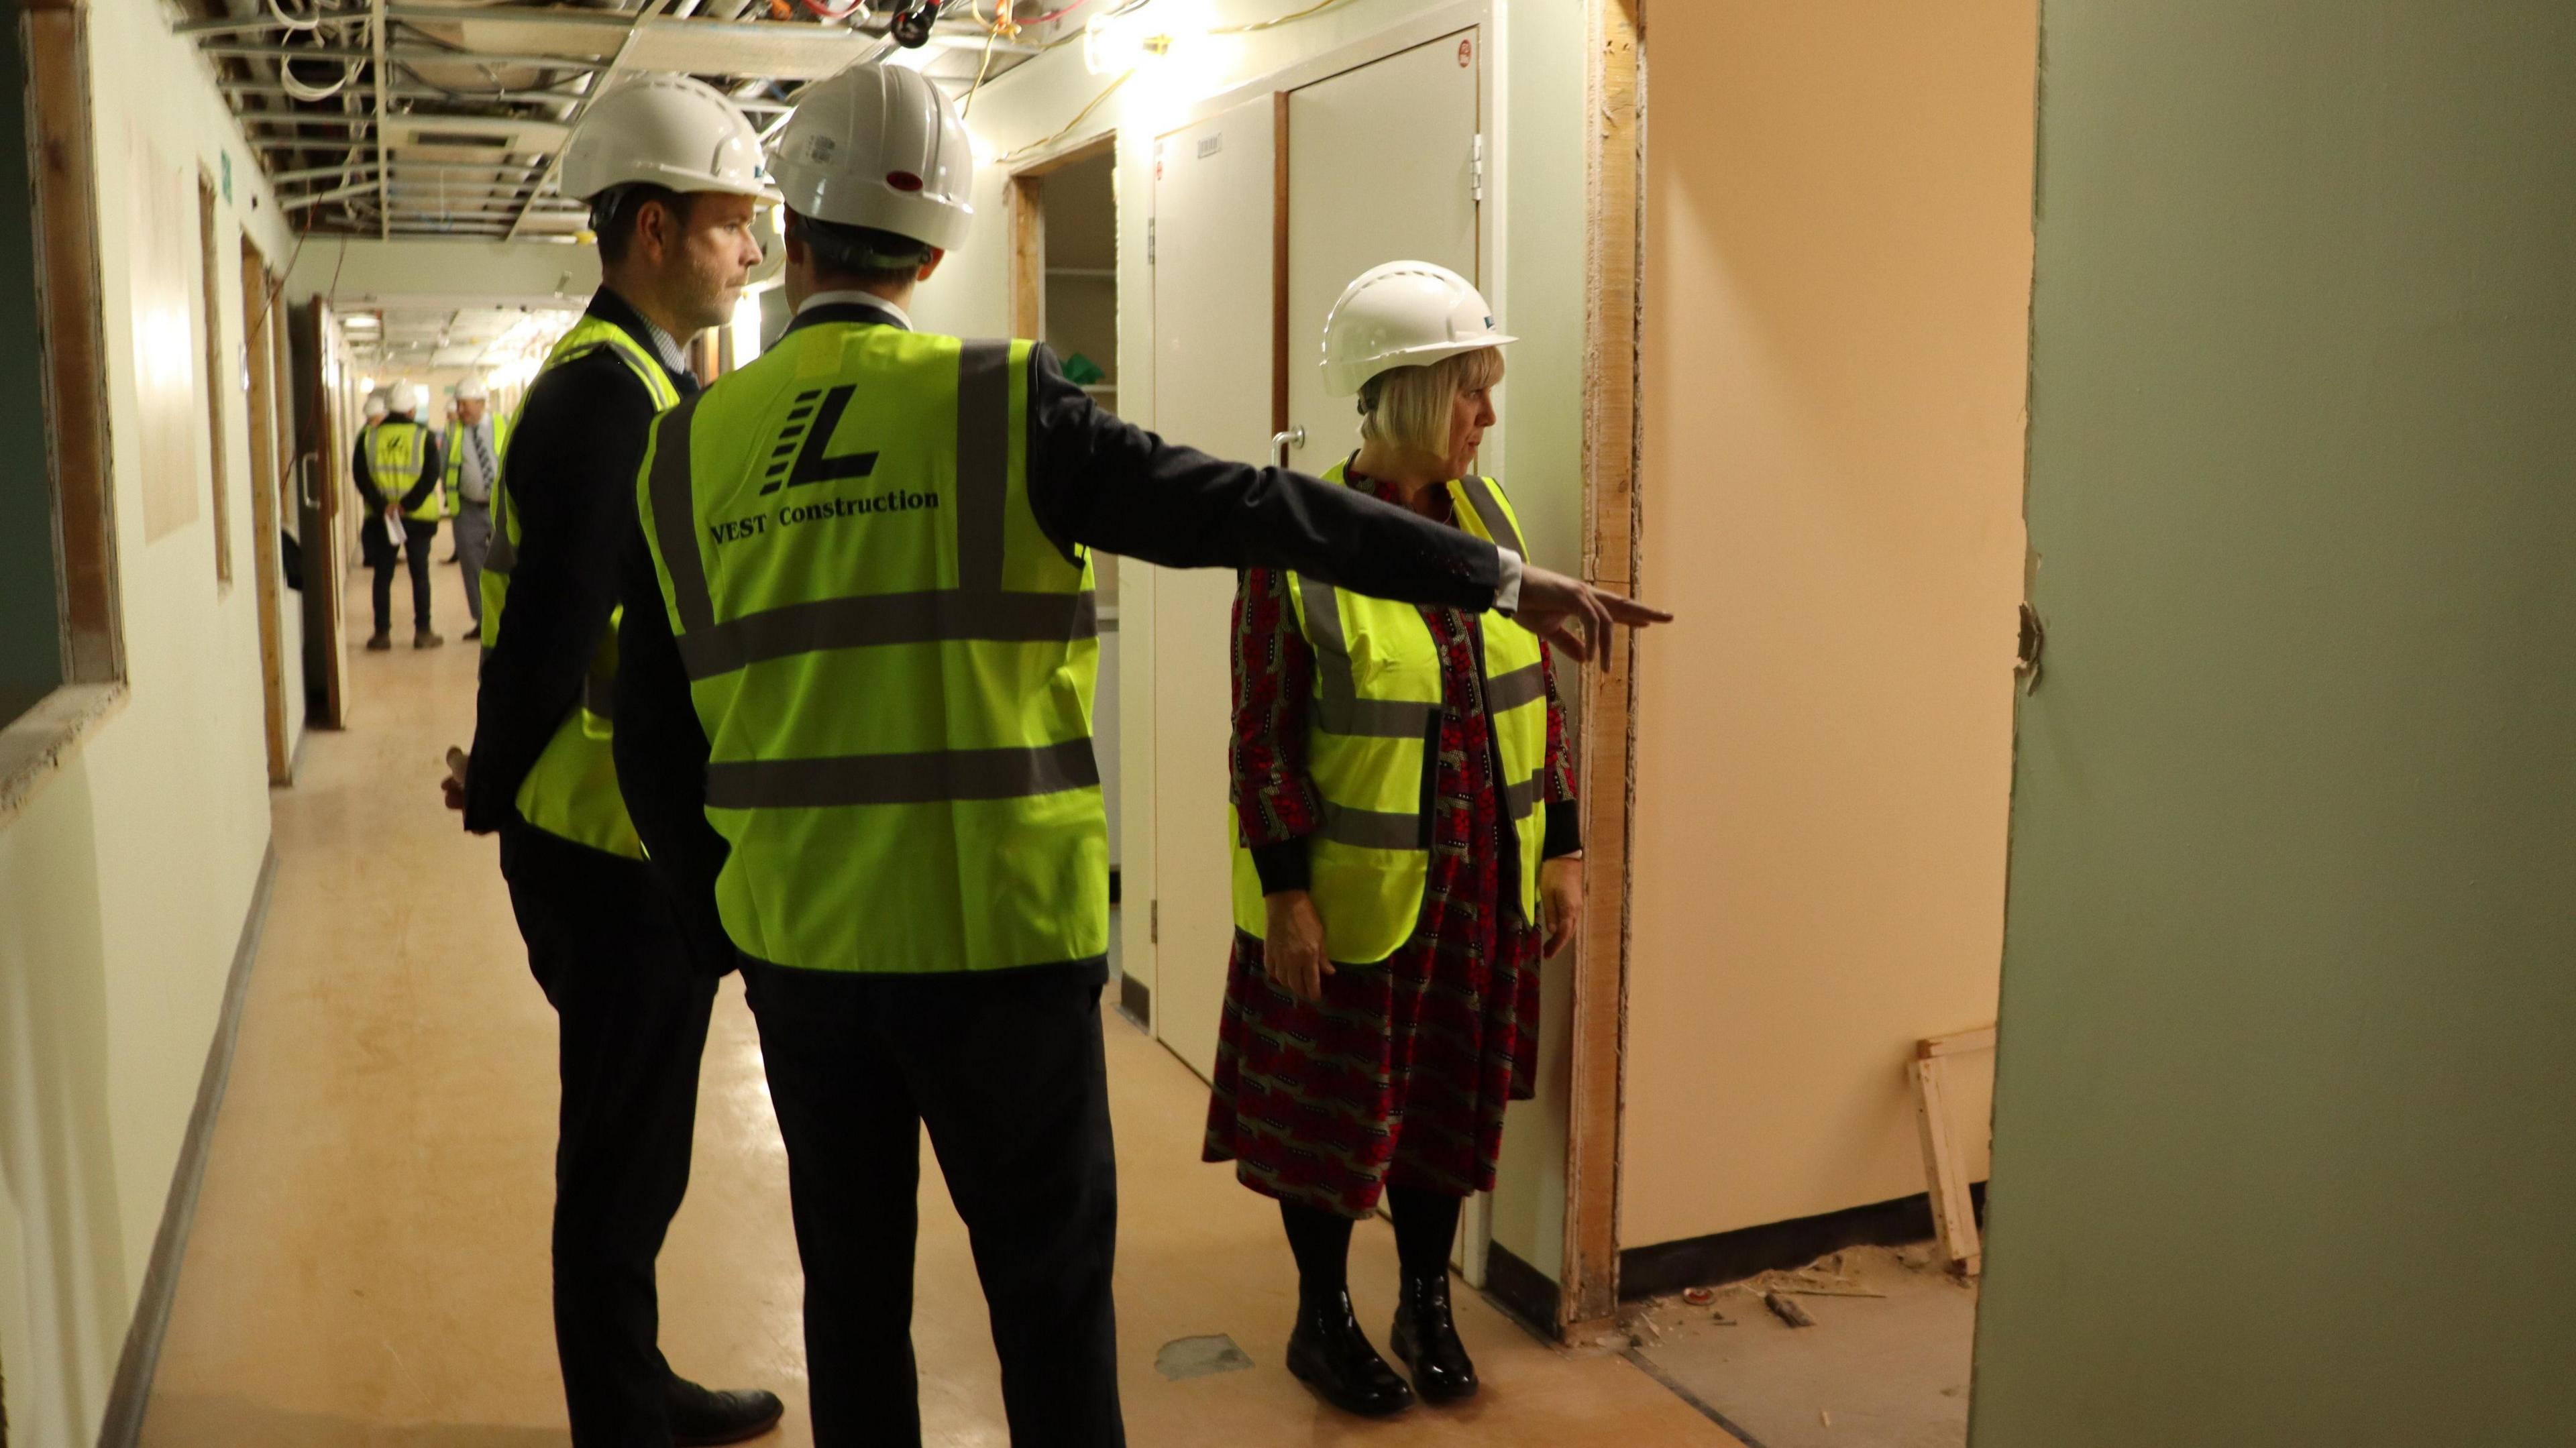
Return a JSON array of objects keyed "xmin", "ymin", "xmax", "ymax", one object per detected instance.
[
  {"xmin": 665, "ymin": 1374, "xmax": 784, "ymax": 1445},
  {"xmin": 1287, "ymin": 1288, "xmax": 1415, "ymax": 1416},
  {"xmin": 1391, "ymin": 1273, "xmax": 1479, "ymax": 1403}
]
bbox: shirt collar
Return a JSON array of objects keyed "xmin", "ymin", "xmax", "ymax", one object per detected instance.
[
  {"xmin": 792, "ymin": 290, "xmax": 913, "ymax": 331},
  {"xmin": 639, "ymin": 317, "xmax": 692, "ymax": 376},
  {"xmin": 586, "ymin": 286, "xmax": 698, "ymax": 388}
]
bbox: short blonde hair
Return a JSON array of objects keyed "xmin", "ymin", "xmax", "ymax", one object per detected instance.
[{"xmin": 1357, "ymin": 346, "xmax": 1505, "ymax": 457}]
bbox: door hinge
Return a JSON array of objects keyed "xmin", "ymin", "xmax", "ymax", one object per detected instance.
[
  {"xmin": 1146, "ymin": 217, "xmax": 1157, "ymax": 266},
  {"xmin": 1471, "ymin": 133, "xmax": 1485, "ymax": 204},
  {"xmin": 1149, "ymin": 899, "xmax": 1159, "ymax": 944}
]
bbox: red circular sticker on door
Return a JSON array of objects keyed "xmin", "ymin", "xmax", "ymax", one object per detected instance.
[{"xmin": 1458, "ymin": 38, "xmax": 1472, "ymax": 66}]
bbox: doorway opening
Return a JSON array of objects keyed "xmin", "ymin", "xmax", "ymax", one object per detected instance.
[{"xmin": 1009, "ymin": 135, "xmax": 1128, "ymax": 995}]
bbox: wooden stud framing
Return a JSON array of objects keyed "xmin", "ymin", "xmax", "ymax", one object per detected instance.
[
  {"xmin": 1561, "ymin": 0, "xmax": 1646, "ymax": 1340},
  {"xmin": 1008, "ymin": 172, "xmax": 1044, "ymax": 340}
]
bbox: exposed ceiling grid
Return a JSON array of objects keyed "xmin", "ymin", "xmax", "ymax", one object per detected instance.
[{"xmin": 184, "ymin": 0, "xmax": 1055, "ymax": 242}]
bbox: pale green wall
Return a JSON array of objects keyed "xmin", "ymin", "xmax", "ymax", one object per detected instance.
[{"xmin": 1973, "ymin": 5, "xmax": 2576, "ymax": 1445}]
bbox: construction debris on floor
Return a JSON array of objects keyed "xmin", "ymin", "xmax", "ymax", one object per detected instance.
[{"xmin": 1623, "ymin": 1244, "xmax": 1977, "ymax": 1448}]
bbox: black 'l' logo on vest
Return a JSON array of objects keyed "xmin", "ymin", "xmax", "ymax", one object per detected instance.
[{"xmin": 759, "ymin": 386, "xmax": 880, "ymax": 496}]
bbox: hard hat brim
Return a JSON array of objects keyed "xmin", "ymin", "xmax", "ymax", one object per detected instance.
[{"xmin": 1323, "ymin": 335, "xmax": 1517, "ymax": 399}]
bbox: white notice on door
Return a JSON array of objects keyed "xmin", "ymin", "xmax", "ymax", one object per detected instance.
[{"xmin": 1197, "ymin": 132, "xmax": 1222, "ymax": 158}]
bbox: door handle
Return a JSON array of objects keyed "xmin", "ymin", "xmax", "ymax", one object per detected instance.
[
  {"xmin": 299, "ymin": 453, "xmax": 319, "ymax": 510},
  {"xmin": 1270, "ymin": 427, "xmax": 1305, "ymax": 468}
]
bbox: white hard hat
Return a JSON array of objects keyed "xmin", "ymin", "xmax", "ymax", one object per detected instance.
[
  {"xmin": 389, "ymin": 381, "xmax": 428, "ymax": 414},
  {"xmin": 770, "ymin": 62, "xmax": 974, "ymax": 254},
  {"xmin": 363, "ymin": 390, "xmax": 389, "ymax": 419},
  {"xmin": 1320, "ymin": 261, "xmax": 1515, "ymax": 398},
  {"xmin": 559, "ymin": 74, "xmax": 776, "ymax": 203},
  {"xmin": 455, "ymin": 376, "xmax": 489, "ymax": 402}
]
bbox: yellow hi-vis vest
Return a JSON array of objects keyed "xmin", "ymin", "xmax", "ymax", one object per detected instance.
[
  {"xmin": 635, "ymin": 321, "xmax": 1104, "ymax": 975},
  {"xmin": 1229, "ymin": 462, "xmax": 1551, "ymax": 966},
  {"xmin": 368, "ymin": 420, "xmax": 443, "ymax": 521},
  {"xmin": 444, "ymin": 412, "xmax": 513, "ymax": 514},
  {"xmin": 480, "ymin": 316, "xmax": 682, "ymax": 858}
]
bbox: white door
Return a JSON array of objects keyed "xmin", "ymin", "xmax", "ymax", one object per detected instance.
[
  {"xmin": 1280, "ymin": 29, "xmax": 1491, "ymax": 1278},
  {"xmin": 1148, "ymin": 97, "xmax": 1278, "ymax": 1082},
  {"xmin": 1282, "ymin": 30, "xmax": 1483, "ymax": 473}
]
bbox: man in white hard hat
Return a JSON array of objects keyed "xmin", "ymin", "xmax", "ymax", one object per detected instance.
[
  {"xmin": 445, "ymin": 374, "xmax": 506, "ymax": 639},
  {"xmin": 446, "ymin": 74, "xmax": 784, "ymax": 1448},
  {"xmin": 610, "ymin": 62, "xmax": 1667, "ymax": 1447},
  {"xmin": 354, "ymin": 380, "xmax": 445, "ymax": 650}
]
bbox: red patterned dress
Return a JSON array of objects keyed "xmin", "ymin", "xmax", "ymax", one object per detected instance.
[{"xmin": 1201, "ymin": 472, "xmax": 1579, "ymax": 1218}]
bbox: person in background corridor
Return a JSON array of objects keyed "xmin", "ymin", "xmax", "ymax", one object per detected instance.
[
  {"xmin": 443, "ymin": 75, "xmax": 784, "ymax": 1448},
  {"xmin": 446, "ymin": 374, "xmax": 506, "ymax": 641},
  {"xmin": 354, "ymin": 380, "xmax": 445, "ymax": 651},
  {"xmin": 1203, "ymin": 262, "xmax": 1585, "ymax": 1418},
  {"xmin": 611, "ymin": 64, "xmax": 1663, "ymax": 1448}
]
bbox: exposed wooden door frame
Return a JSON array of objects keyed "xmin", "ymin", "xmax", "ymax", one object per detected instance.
[
  {"xmin": 294, "ymin": 299, "xmax": 350, "ymax": 728},
  {"xmin": 1560, "ymin": 0, "xmax": 1646, "ymax": 1341},
  {"xmin": 196, "ymin": 170, "xmax": 233, "ymax": 594},
  {"xmin": 1005, "ymin": 131, "xmax": 1118, "ymax": 342},
  {"xmin": 239, "ymin": 238, "xmax": 291, "ymax": 783}
]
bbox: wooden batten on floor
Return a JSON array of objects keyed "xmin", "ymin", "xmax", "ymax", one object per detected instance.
[{"xmin": 1562, "ymin": 0, "xmax": 1647, "ymax": 1342}]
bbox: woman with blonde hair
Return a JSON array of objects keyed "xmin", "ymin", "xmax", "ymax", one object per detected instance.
[{"xmin": 1204, "ymin": 262, "xmax": 1615, "ymax": 1416}]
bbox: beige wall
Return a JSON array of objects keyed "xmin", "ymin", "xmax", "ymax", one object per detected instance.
[
  {"xmin": 0, "ymin": 1, "xmax": 296, "ymax": 1439},
  {"xmin": 1621, "ymin": 0, "xmax": 2035, "ymax": 1248}
]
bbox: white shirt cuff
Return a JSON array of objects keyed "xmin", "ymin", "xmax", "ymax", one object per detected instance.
[{"xmin": 1494, "ymin": 547, "xmax": 1524, "ymax": 612}]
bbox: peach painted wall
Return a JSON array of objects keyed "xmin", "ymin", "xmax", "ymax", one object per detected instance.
[{"xmin": 1621, "ymin": 0, "xmax": 2036, "ymax": 1249}]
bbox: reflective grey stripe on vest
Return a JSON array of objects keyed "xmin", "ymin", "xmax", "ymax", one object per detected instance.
[
  {"xmin": 672, "ymin": 341, "xmax": 1097, "ymax": 812},
  {"xmin": 1297, "ymin": 573, "xmax": 1441, "ymax": 740},
  {"xmin": 955, "ymin": 341, "xmax": 1013, "ymax": 592},
  {"xmin": 704, "ymin": 738, "xmax": 1099, "ymax": 810},
  {"xmin": 1458, "ymin": 476, "xmax": 1525, "ymax": 557},
  {"xmin": 676, "ymin": 590, "xmax": 1097, "ymax": 681},
  {"xmin": 1484, "ymin": 661, "xmax": 1545, "ymax": 712},
  {"xmin": 649, "ymin": 396, "xmax": 716, "ymax": 634},
  {"xmin": 1503, "ymin": 771, "xmax": 1542, "ymax": 822},
  {"xmin": 1322, "ymin": 801, "xmax": 1426, "ymax": 852}
]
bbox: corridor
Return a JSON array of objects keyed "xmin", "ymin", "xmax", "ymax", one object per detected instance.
[{"xmin": 136, "ymin": 561, "xmax": 1737, "ymax": 1446}]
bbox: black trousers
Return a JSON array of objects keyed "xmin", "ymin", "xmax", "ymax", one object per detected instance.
[
  {"xmin": 371, "ymin": 518, "xmax": 439, "ymax": 635},
  {"xmin": 502, "ymin": 822, "xmax": 721, "ymax": 1448},
  {"xmin": 742, "ymin": 960, "xmax": 1124, "ymax": 1448}
]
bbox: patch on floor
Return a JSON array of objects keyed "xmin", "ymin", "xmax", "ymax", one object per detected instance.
[
  {"xmin": 1155, "ymin": 1333, "xmax": 1256, "ymax": 1382},
  {"xmin": 1623, "ymin": 1244, "xmax": 1976, "ymax": 1448}
]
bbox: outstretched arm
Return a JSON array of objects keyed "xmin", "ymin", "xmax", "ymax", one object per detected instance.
[{"xmin": 1022, "ymin": 346, "xmax": 1668, "ymax": 661}]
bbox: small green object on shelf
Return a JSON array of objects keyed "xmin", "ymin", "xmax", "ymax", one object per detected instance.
[{"xmin": 1061, "ymin": 352, "xmax": 1108, "ymax": 386}]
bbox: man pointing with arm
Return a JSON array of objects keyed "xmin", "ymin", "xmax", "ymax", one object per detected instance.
[{"xmin": 614, "ymin": 63, "xmax": 1666, "ymax": 1448}]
